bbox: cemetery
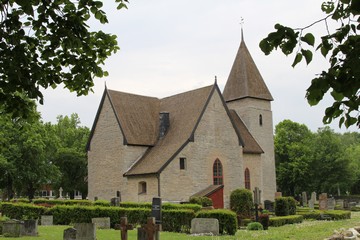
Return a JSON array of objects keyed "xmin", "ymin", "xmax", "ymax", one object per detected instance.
[{"xmin": 0, "ymin": 191, "xmax": 360, "ymax": 239}]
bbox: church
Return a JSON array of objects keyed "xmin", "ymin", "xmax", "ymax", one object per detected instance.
[{"xmin": 86, "ymin": 34, "xmax": 277, "ymax": 208}]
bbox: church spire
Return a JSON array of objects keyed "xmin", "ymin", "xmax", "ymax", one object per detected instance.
[{"xmin": 223, "ymin": 29, "xmax": 273, "ymax": 102}]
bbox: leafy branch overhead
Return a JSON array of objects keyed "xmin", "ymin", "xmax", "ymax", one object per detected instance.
[
  {"xmin": 260, "ymin": 0, "xmax": 360, "ymax": 128},
  {"xmin": 0, "ymin": 0, "xmax": 128, "ymax": 119}
]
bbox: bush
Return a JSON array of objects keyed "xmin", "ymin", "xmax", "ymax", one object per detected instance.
[
  {"xmin": 269, "ymin": 215, "xmax": 303, "ymax": 227},
  {"xmin": 247, "ymin": 222, "xmax": 263, "ymax": 230},
  {"xmin": 93, "ymin": 200, "xmax": 111, "ymax": 207},
  {"xmin": 297, "ymin": 210, "xmax": 351, "ymax": 220},
  {"xmin": 0, "ymin": 203, "xmax": 46, "ymax": 220},
  {"xmin": 230, "ymin": 189, "xmax": 253, "ymax": 219},
  {"xmin": 259, "ymin": 214, "xmax": 269, "ymax": 230},
  {"xmin": 119, "ymin": 202, "xmax": 202, "ymax": 212},
  {"xmin": 189, "ymin": 196, "xmax": 213, "ymax": 207},
  {"xmin": 33, "ymin": 199, "xmax": 93, "ymax": 206},
  {"xmin": 287, "ymin": 197, "xmax": 297, "ymax": 215},
  {"xmin": 162, "ymin": 209, "xmax": 195, "ymax": 233},
  {"xmin": 275, "ymin": 197, "xmax": 289, "ymax": 216},
  {"xmin": 196, "ymin": 209, "xmax": 237, "ymax": 235}
]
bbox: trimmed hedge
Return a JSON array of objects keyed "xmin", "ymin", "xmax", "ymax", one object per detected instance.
[
  {"xmin": 247, "ymin": 222, "xmax": 263, "ymax": 230},
  {"xmin": 119, "ymin": 202, "xmax": 202, "ymax": 212},
  {"xmin": 196, "ymin": 209, "xmax": 237, "ymax": 235},
  {"xmin": 287, "ymin": 197, "xmax": 297, "ymax": 215},
  {"xmin": 269, "ymin": 215, "xmax": 303, "ymax": 227},
  {"xmin": 189, "ymin": 197, "xmax": 213, "ymax": 207},
  {"xmin": 274, "ymin": 197, "xmax": 289, "ymax": 216},
  {"xmin": 297, "ymin": 210, "xmax": 351, "ymax": 220},
  {"xmin": 0, "ymin": 203, "xmax": 46, "ymax": 220},
  {"xmin": 162, "ymin": 209, "xmax": 195, "ymax": 233},
  {"xmin": 230, "ymin": 189, "xmax": 253, "ymax": 219}
]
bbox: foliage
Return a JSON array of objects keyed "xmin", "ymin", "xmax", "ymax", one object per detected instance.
[
  {"xmin": 0, "ymin": 202, "xmax": 46, "ymax": 220},
  {"xmin": 275, "ymin": 197, "xmax": 289, "ymax": 216},
  {"xmin": 269, "ymin": 215, "xmax": 304, "ymax": 227},
  {"xmin": 259, "ymin": 214, "xmax": 270, "ymax": 230},
  {"xmin": 246, "ymin": 222, "xmax": 263, "ymax": 231},
  {"xmin": 118, "ymin": 202, "xmax": 202, "ymax": 212},
  {"xmin": 287, "ymin": 197, "xmax": 297, "ymax": 215},
  {"xmin": 230, "ymin": 188, "xmax": 253, "ymax": 219},
  {"xmin": 33, "ymin": 199, "xmax": 93, "ymax": 206},
  {"xmin": 162, "ymin": 209, "xmax": 195, "ymax": 233},
  {"xmin": 297, "ymin": 209, "xmax": 351, "ymax": 220},
  {"xmin": 189, "ymin": 196, "xmax": 213, "ymax": 207},
  {"xmin": 196, "ymin": 209, "xmax": 238, "ymax": 235},
  {"xmin": 260, "ymin": 0, "xmax": 360, "ymax": 128},
  {"xmin": 0, "ymin": 0, "xmax": 128, "ymax": 120}
]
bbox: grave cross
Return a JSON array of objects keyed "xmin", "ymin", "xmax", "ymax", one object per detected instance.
[
  {"xmin": 143, "ymin": 217, "xmax": 160, "ymax": 240},
  {"xmin": 120, "ymin": 217, "xmax": 133, "ymax": 240}
]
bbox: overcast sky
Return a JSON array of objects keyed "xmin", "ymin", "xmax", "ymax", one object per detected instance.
[{"xmin": 37, "ymin": 0, "xmax": 358, "ymax": 133}]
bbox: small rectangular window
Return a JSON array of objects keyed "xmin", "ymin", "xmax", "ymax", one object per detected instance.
[{"xmin": 180, "ymin": 157, "xmax": 186, "ymax": 170}]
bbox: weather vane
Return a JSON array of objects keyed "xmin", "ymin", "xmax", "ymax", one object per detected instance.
[{"xmin": 240, "ymin": 17, "xmax": 244, "ymax": 28}]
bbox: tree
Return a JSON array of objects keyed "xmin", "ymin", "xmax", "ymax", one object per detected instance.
[
  {"xmin": 0, "ymin": 0, "xmax": 128, "ymax": 119},
  {"xmin": 260, "ymin": 0, "xmax": 360, "ymax": 128}
]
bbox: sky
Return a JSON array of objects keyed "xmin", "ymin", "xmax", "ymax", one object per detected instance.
[{"xmin": 37, "ymin": 0, "xmax": 358, "ymax": 133}]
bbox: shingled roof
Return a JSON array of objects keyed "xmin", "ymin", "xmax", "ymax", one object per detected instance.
[{"xmin": 223, "ymin": 34, "xmax": 273, "ymax": 102}]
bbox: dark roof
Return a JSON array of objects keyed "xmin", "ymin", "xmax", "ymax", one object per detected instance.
[
  {"xmin": 229, "ymin": 110, "xmax": 264, "ymax": 154},
  {"xmin": 191, "ymin": 185, "xmax": 224, "ymax": 197},
  {"xmin": 223, "ymin": 38, "xmax": 273, "ymax": 102}
]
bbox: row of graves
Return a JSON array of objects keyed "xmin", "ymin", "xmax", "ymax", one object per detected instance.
[{"xmin": 1, "ymin": 197, "xmax": 220, "ymax": 239}]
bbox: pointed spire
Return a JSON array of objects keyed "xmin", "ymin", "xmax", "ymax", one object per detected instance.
[
  {"xmin": 240, "ymin": 17, "xmax": 244, "ymax": 42},
  {"xmin": 223, "ymin": 29, "xmax": 273, "ymax": 102},
  {"xmin": 215, "ymin": 75, "xmax": 217, "ymax": 84}
]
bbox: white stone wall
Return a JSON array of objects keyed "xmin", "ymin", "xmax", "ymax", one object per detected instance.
[
  {"xmin": 227, "ymin": 98, "xmax": 277, "ymax": 202},
  {"xmin": 126, "ymin": 175, "xmax": 159, "ymax": 202},
  {"xmin": 87, "ymin": 95, "xmax": 148, "ymax": 201},
  {"xmin": 243, "ymin": 154, "xmax": 263, "ymax": 200},
  {"xmin": 160, "ymin": 90, "xmax": 244, "ymax": 208}
]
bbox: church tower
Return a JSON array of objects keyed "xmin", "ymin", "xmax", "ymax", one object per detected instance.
[{"xmin": 223, "ymin": 32, "xmax": 276, "ymax": 201}]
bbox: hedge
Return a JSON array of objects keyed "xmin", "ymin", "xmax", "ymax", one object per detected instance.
[
  {"xmin": 297, "ymin": 210, "xmax": 351, "ymax": 220},
  {"xmin": 162, "ymin": 209, "xmax": 195, "ymax": 233},
  {"xmin": 119, "ymin": 202, "xmax": 202, "ymax": 212},
  {"xmin": 274, "ymin": 197, "xmax": 289, "ymax": 216},
  {"xmin": 269, "ymin": 215, "xmax": 303, "ymax": 227},
  {"xmin": 0, "ymin": 203, "xmax": 46, "ymax": 220},
  {"xmin": 196, "ymin": 209, "xmax": 237, "ymax": 235}
]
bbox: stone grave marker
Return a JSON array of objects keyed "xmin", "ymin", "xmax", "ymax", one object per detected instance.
[
  {"xmin": 151, "ymin": 197, "xmax": 162, "ymax": 225},
  {"xmin": 327, "ymin": 198, "xmax": 336, "ymax": 210},
  {"xmin": 264, "ymin": 200, "xmax": 274, "ymax": 212},
  {"xmin": 308, "ymin": 198, "xmax": 315, "ymax": 209},
  {"xmin": 138, "ymin": 217, "xmax": 160, "ymax": 240},
  {"xmin": 41, "ymin": 215, "xmax": 53, "ymax": 226},
  {"xmin": 120, "ymin": 217, "xmax": 133, "ymax": 240},
  {"xmin": 21, "ymin": 219, "xmax": 38, "ymax": 236},
  {"xmin": 302, "ymin": 192, "xmax": 307, "ymax": 207},
  {"xmin": 319, "ymin": 193, "xmax": 328, "ymax": 210},
  {"xmin": 336, "ymin": 199, "xmax": 344, "ymax": 209},
  {"xmin": 63, "ymin": 227, "xmax": 76, "ymax": 240},
  {"xmin": 275, "ymin": 192, "xmax": 282, "ymax": 198},
  {"xmin": 111, "ymin": 197, "xmax": 120, "ymax": 207},
  {"xmin": 2, "ymin": 220, "xmax": 22, "ymax": 237},
  {"xmin": 92, "ymin": 217, "xmax": 110, "ymax": 229},
  {"xmin": 191, "ymin": 218, "xmax": 219, "ymax": 235},
  {"xmin": 75, "ymin": 223, "xmax": 96, "ymax": 240},
  {"xmin": 311, "ymin": 192, "xmax": 317, "ymax": 201}
]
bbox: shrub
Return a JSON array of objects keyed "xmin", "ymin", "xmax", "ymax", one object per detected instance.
[
  {"xmin": 93, "ymin": 200, "xmax": 111, "ymax": 207},
  {"xmin": 33, "ymin": 199, "xmax": 93, "ymax": 206},
  {"xmin": 189, "ymin": 196, "xmax": 213, "ymax": 207},
  {"xmin": 247, "ymin": 222, "xmax": 263, "ymax": 230},
  {"xmin": 275, "ymin": 197, "xmax": 289, "ymax": 216},
  {"xmin": 287, "ymin": 197, "xmax": 297, "ymax": 215},
  {"xmin": 196, "ymin": 209, "xmax": 237, "ymax": 235},
  {"xmin": 119, "ymin": 202, "xmax": 202, "ymax": 212},
  {"xmin": 162, "ymin": 209, "xmax": 195, "ymax": 233},
  {"xmin": 269, "ymin": 215, "xmax": 303, "ymax": 227},
  {"xmin": 230, "ymin": 189, "xmax": 253, "ymax": 219},
  {"xmin": 259, "ymin": 214, "xmax": 269, "ymax": 230},
  {"xmin": 297, "ymin": 209, "xmax": 351, "ymax": 220},
  {"xmin": 0, "ymin": 203, "xmax": 45, "ymax": 220}
]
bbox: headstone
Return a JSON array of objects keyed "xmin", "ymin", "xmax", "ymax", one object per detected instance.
[
  {"xmin": 264, "ymin": 200, "xmax": 274, "ymax": 212},
  {"xmin": 311, "ymin": 192, "xmax": 317, "ymax": 201},
  {"xmin": 111, "ymin": 197, "xmax": 120, "ymax": 207},
  {"xmin": 138, "ymin": 217, "xmax": 160, "ymax": 240},
  {"xmin": 92, "ymin": 217, "xmax": 110, "ymax": 229},
  {"xmin": 275, "ymin": 192, "xmax": 282, "ymax": 198},
  {"xmin": 41, "ymin": 215, "xmax": 53, "ymax": 226},
  {"xmin": 327, "ymin": 198, "xmax": 336, "ymax": 210},
  {"xmin": 117, "ymin": 191, "xmax": 121, "ymax": 200},
  {"xmin": 151, "ymin": 197, "xmax": 162, "ymax": 225},
  {"xmin": 2, "ymin": 220, "xmax": 22, "ymax": 237},
  {"xmin": 21, "ymin": 219, "xmax": 38, "ymax": 236},
  {"xmin": 253, "ymin": 187, "xmax": 262, "ymax": 205},
  {"xmin": 191, "ymin": 218, "xmax": 219, "ymax": 235},
  {"xmin": 120, "ymin": 217, "xmax": 133, "ymax": 240},
  {"xmin": 302, "ymin": 192, "xmax": 307, "ymax": 207},
  {"xmin": 75, "ymin": 223, "xmax": 96, "ymax": 240},
  {"xmin": 94, "ymin": 196, "xmax": 98, "ymax": 201},
  {"xmin": 59, "ymin": 187, "xmax": 63, "ymax": 199},
  {"xmin": 63, "ymin": 227, "xmax": 76, "ymax": 240},
  {"xmin": 308, "ymin": 198, "xmax": 315, "ymax": 209},
  {"xmin": 336, "ymin": 199, "xmax": 344, "ymax": 209},
  {"xmin": 319, "ymin": 193, "xmax": 328, "ymax": 210}
]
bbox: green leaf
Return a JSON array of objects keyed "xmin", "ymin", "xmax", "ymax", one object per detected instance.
[
  {"xmin": 339, "ymin": 116, "xmax": 345, "ymax": 128},
  {"xmin": 259, "ymin": 39, "xmax": 273, "ymax": 55},
  {"xmin": 301, "ymin": 49, "xmax": 313, "ymax": 65},
  {"xmin": 292, "ymin": 53, "xmax": 303, "ymax": 67},
  {"xmin": 330, "ymin": 91, "xmax": 344, "ymax": 101},
  {"xmin": 300, "ymin": 33, "xmax": 315, "ymax": 47}
]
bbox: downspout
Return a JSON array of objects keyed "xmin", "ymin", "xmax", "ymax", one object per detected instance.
[{"xmin": 157, "ymin": 173, "xmax": 161, "ymax": 197}]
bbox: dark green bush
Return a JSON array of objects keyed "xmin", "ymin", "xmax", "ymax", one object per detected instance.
[
  {"xmin": 247, "ymin": 222, "xmax": 263, "ymax": 230},
  {"xmin": 189, "ymin": 196, "xmax": 213, "ymax": 207},
  {"xmin": 93, "ymin": 200, "xmax": 111, "ymax": 207},
  {"xmin": 196, "ymin": 209, "xmax": 237, "ymax": 235},
  {"xmin": 275, "ymin": 197, "xmax": 289, "ymax": 216},
  {"xmin": 259, "ymin": 214, "xmax": 269, "ymax": 230},
  {"xmin": 0, "ymin": 203, "xmax": 45, "ymax": 220},
  {"xmin": 119, "ymin": 202, "xmax": 202, "ymax": 212},
  {"xmin": 230, "ymin": 189, "xmax": 253, "ymax": 219},
  {"xmin": 286, "ymin": 197, "xmax": 297, "ymax": 215},
  {"xmin": 297, "ymin": 210, "xmax": 351, "ymax": 220},
  {"xmin": 269, "ymin": 215, "xmax": 303, "ymax": 227},
  {"xmin": 33, "ymin": 199, "xmax": 93, "ymax": 206},
  {"xmin": 162, "ymin": 209, "xmax": 195, "ymax": 233}
]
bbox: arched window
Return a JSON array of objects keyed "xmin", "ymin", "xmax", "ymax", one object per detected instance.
[
  {"xmin": 138, "ymin": 181, "xmax": 147, "ymax": 194},
  {"xmin": 245, "ymin": 168, "xmax": 251, "ymax": 190},
  {"xmin": 213, "ymin": 159, "xmax": 223, "ymax": 185},
  {"xmin": 259, "ymin": 114, "xmax": 263, "ymax": 126}
]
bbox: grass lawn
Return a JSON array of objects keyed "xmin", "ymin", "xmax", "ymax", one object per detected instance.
[{"xmin": 1, "ymin": 212, "xmax": 359, "ymax": 240}]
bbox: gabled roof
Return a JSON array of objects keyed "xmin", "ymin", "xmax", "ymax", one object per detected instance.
[
  {"xmin": 223, "ymin": 35, "xmax": 273, "ymax": 102},
  {"xmin": 191, "ymin": 185, "xmax": 224, "ymax": 198},
  {"xmin": 229, "ymin": 110, "xmax": 264, "ymax": 154}
]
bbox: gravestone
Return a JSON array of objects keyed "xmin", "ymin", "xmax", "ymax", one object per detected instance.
[
  {"xmin": 63, "ymin": 227, "xmax": 76, "ymax": 240},
  {"xmin": 41, "ymin": 215, "xmax": 53, "ymax": 226},
  {"xmin": 336, "ymin": 199, "xmax": 344, "ymax": 209},
  {"xmin": 311, "ymin": 192, "xmax": 317, "ymax": 202},
  {"xmin": 120, "ymin": 217, "xmax": 133, "ymax": 240},
  {"xmin": 191, "ymin": 218, "xmax": 219, "ymax": 235},
  {"xmin": 92, "ymin": 217, "xmax": 110, "ymax": 229},
  {"xmin": 302, "ymin": 192, "xmax": 307, "ymax": 207},
  {"xmin": 138, "ymin": 217, "xmax": 160, "ymax": 240},
  {"xmin": 264, "ymin": 200, "xmax": 274, "ymax": 212},
  {"xmin": 75, "ymin": 223, "xmax": 96, "ymax": 240},
  {"xmin": 2, "ymin": 220, "xmax": 22, "ymax": 237},
  {"xmin": 111, "ymin": 197, "xmax": 120, "ymax": 207},
  {"xmin": 151, "ymin": 197, "xmax": 162, "ymax": 225},
  {"xmin": 275, "ymin": 192, "xmax": 282, "ymax": 198},
  {"xmin": 319, "ymin": 193, "xmax": 328, "ymax": 210},
  {"xmin": 327, "ymin": 198, "xmax": 336, "ymax": 210},
  {"xmin": 59, "ymin": 187, "xmax": 64, "ymax": 199},
  {"xmin": 21, "ymin": 219, "xmax": 38, "ymax": 236}
]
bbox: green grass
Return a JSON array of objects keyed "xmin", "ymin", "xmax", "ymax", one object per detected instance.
[{"xmin": 1, "ymin": 212, "xmax": 359, "ymax": 240}]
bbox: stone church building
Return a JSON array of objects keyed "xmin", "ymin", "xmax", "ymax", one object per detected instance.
[{"xmin": 87, "ymin": 36, "xmax": 276, "ymax": 208}]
